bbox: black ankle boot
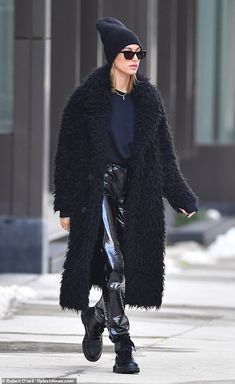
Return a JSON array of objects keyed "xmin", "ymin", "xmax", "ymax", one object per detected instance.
[
  {"xmin": 113, "ymin": 334, "xmax": 140, "ymax": 374},
  {"xmin": 81, "ymin": 306, "xmax": 105, "ymax": 362}
]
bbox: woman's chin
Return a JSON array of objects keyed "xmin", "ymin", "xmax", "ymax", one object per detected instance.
[{"xmin": 125, "ymin": 67, "xmax": 138, "ymax": 75}]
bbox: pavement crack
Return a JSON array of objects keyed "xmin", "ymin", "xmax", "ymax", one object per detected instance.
[{"xmin": 163, "ymin": 318, "xmax": 220, "ymax": 340}]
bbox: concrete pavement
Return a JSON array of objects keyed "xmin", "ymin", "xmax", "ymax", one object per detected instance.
[{"xmin": 0, "ymin": 250, "xmax": 235, "ymax": 383}]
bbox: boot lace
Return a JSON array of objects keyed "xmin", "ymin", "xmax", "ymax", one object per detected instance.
[{"xmin": 118, "ymin": 334, "xmax": 136, "ymax": 360}]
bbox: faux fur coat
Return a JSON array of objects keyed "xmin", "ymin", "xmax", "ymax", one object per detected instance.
[{"xmin": 52, "ymin": 62, "xmax": 199, "ymax": 313}]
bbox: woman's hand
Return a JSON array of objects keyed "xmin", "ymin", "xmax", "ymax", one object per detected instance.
[
  {"xmin": 179, "ymin": 208, "xmax": 196, "ymax": 218},
  {"xmin": 60, "ymin": 217, "xmax": 70, "ymax": 231}
]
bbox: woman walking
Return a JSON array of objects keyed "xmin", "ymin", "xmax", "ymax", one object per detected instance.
[{"xmin": 53, "ymin": 17, "xmax": 198, "ymax": 374}]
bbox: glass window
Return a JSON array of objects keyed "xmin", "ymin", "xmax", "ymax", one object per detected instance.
[
  {"xmin": 0, "ymin": 0, "xmax": 14, "ymax": 134},
  {"xmin": 195, "ymin": 0, "xmax": 235, "ymax": 144}
]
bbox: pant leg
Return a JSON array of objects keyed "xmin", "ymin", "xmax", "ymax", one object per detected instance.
[
  {"xmin": 95, "ymin": 183, "xmax": 125, "ymax": 324},
  {"xmin": 99, "ymin": 163, "xmax": 130, "ymax": 342},
  {"xmin": 93, "ymin": 191, "xmax": 127, "ymax": 328},
  {"xmin": 93, "ymin": 295, "xmax": 106, "ymax": 325},
  {"xmin": 116, "ymin": 170, "xmax": 128, "ymax": 250}
]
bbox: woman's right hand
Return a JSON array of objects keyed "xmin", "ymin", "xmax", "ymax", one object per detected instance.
[{"xmin": 60, "ymin": 217, "xmax": 70, "ymax": 231}]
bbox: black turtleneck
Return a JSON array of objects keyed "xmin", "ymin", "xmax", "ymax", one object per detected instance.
[{"xmin": 106, "ymin": 89, "xmax": 135, "ymax": 165}]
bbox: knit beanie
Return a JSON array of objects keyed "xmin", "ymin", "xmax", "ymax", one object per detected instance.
[{"xmin": 96, "ymin": 17, "xmax": 142, "ymax": 65}]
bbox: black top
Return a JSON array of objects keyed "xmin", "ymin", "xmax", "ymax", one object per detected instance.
[
  {"xmin": 59, "ymin": 89, "xmax": 135, "ymax": 217},
  {"xmin": 106, "ymin": 89, "xmax": 135, "ymax": 165}
]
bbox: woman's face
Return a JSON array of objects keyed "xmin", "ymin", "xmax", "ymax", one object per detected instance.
[{"xmin": 113, "ymin": 44, "xmax": 141, "ymax": 75}]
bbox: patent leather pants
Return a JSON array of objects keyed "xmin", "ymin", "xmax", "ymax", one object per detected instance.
[{"xmin": 93, "ymin": 161, "xmax": 130, "ymax": 343}]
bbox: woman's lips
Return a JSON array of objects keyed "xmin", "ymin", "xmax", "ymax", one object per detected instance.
[{"xmin": 129, "ymin": 65, "xmax": 138, "ymax": 68}]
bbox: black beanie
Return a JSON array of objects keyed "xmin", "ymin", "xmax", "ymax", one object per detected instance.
[{"xmin": 96, "ymin": 17, "xmax": 142, "ymax": 65}]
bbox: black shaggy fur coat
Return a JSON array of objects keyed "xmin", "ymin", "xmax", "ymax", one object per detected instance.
[{"xmin": 53, "ymin": 62, "xmax": 199, "ymax": 313}]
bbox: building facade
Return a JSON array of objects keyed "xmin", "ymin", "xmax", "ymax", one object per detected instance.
[{"xmin": 0, "ymin": 0, "xmax": 235, "ymax": 272}]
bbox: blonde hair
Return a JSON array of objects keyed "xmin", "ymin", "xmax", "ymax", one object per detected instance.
[{"xmin": 110, "ymin": 62, "xmax": 139, "ymax": 94}]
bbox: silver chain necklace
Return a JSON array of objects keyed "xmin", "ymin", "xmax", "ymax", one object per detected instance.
[{"xmin": 114, "ymin": 89, "xmax": 128, "ymax": 100}]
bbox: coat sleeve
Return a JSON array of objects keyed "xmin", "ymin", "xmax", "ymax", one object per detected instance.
[
  {"xmin": 157, "ymin": 93, "xmax": 199, "ymax": 214},
  {"xmin": 52, "ymin": 87, "xmax": 83, "ymax": 218}
]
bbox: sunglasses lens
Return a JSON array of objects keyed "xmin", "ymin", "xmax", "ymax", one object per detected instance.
[
  {"xmin": 137, "ymin": 51, "xmax": 147, "ymax": 59},
  {"xmin": 124, "ymin": 51, "xmax": 134, "ymax": 59},
  {"xmin": 122, "ymin": 50, "xmax": 147, "ymax": 60}
]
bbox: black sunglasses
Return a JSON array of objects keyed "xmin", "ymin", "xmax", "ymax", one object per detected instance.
[{"xmin": 119, "ymin": 50, "xmax": 147, "ymax": 60}]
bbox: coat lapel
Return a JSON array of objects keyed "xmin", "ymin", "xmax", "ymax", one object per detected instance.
[{"xmin": 131, "ymin": 77, "xmax": 159, "ymax": 157}]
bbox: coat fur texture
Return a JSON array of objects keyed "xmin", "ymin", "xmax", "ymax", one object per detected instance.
[{"xmin": 53, "ymin": 62, "xmax": 199, "ymax": 313}]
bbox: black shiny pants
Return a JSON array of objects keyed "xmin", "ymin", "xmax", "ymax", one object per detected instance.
[{"xmin": 94, "ymin": 161, "xmax": 130, "ymax": 343}]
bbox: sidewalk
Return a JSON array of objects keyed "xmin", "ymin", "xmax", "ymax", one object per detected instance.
[{"xmin": 0, "ymin": 239, "xmax": 235, "ymax": 383}]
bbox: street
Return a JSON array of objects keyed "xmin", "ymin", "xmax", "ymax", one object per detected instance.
[{"xmin": 0, "ymin": 241, "xmax": 235, "ymax": 383}]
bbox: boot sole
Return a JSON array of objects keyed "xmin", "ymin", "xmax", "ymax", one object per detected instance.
[{"xmin": 113, "ymin": 365, "xmax": 140, "ymax": 374}]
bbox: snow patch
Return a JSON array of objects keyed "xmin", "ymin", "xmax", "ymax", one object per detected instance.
[
  {"xmin": 166, "ymin": 226, "xmax": 235, "ymax": 269},
  {"xmin": 0, "ymin": 285, "xmax": 38, "ymax": 319},
  {"xmin": 205, "ymin": 209, "xmax": 221, "ymax": 220},
  {"xmin": 208, "ymin": 227, "xmax": 235, "ymax": 258}
]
